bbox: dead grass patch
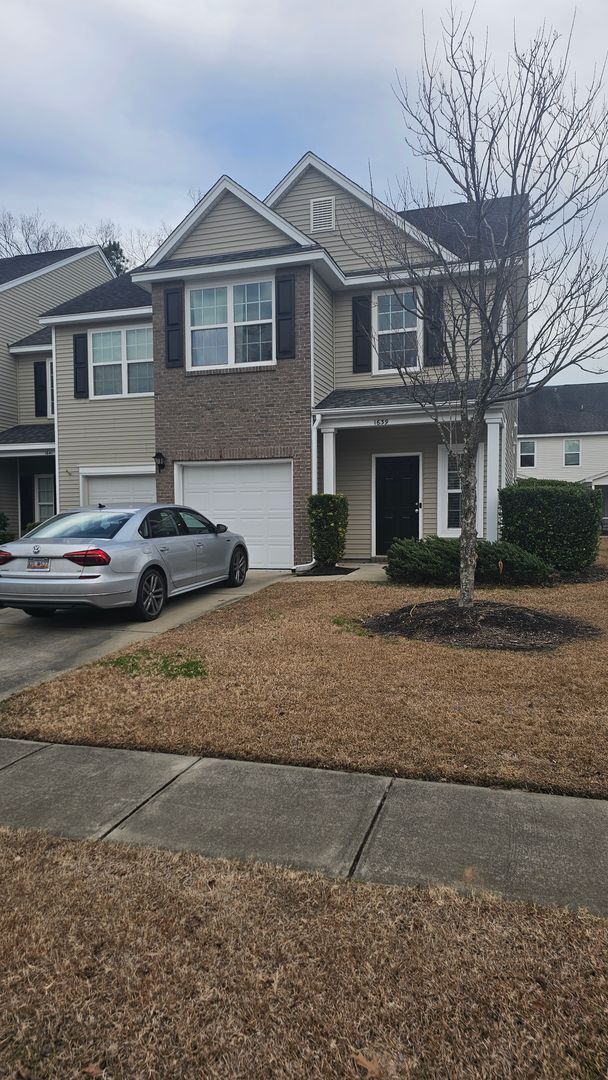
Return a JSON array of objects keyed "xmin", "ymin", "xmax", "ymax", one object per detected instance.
[
  {"xmin": 1, "ymin": 829, "xmax": 607, "ymax": 1079},
  {"xmin": 2, "ymin": 550, "xmax": 608, "ymax": 797}
]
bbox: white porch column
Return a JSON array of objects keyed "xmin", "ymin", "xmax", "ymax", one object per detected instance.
[
  {"xmin": 486, "ymin": 418, "xmax": 501, "ymax": 541},
  {"xmin": 322, "ymin": 428, "xmax": 336, "ymax": 494}
]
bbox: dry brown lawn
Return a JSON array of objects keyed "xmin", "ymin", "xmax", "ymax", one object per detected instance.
[
  {"xmin": 1, "ymin": 557, "xmax": 608, "ymax": 798},
  {"xmin": 1, "ymin": 828, "xmax": 607, "ymax": 1079}
]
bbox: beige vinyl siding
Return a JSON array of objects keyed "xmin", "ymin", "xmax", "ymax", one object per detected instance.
[
  {"xmin": 0, "ymin": 459, "xmax": 19, "ymax": 535},
  {"xmin": 169, "ymin": 192, "xmax": 294, "ymax": 261},
  {"xmin": 273, "ymin": 166, "xmax": 431, "ymax": 274},
  {"xmin": 54, "ymin": 321, "xmax": 155, "ymax": 510},
  {"xmin": 517, "ymin": 431, "xmax": 608, "ymax": 483},
  {"xmin": 17, "ymin": 353, "xmax": 52, "ymax": 424},
  {"xmin": 335, "ymin": 425, "xmax": 442, "ymax": 558},
  {"xmin": 312, "ymin": 271, "xmax": 334, "ymax": 402}
]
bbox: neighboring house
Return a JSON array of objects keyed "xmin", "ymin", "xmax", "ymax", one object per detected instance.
[
  {"xmin": 518, "ymin": 383, "xmax": 608, "ymax": 525},
  {"xmin": 28, "ymin": 151, "xmax": 522, "ymax": 568},
  {"xmin": 0, "ymin": 247, "xmax": 113, "ymax": 534}
]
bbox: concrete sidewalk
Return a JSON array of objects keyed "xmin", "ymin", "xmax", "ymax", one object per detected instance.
[{"xmin": 0, "ymin": 737, "xmax": 606, "ymax": 916}]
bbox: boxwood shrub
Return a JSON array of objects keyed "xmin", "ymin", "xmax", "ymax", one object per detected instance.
[
  {"xmin": 499, "ymin": 479, "xmax": 602, "ymax": 572},
  {"xmin": 0, "ymin": 512, "xmax": 13, "ymax": 544},
  {"xmin": 308, "ymin": 493, "xmax": 349, "ymax": 567},
  {"xmin": 386, "ymin": 535, "xmax": 556, "ymax": 586}
]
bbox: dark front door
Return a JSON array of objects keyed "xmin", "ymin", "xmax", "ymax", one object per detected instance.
[{"xmin": 375, "ymin": 455, "xmax": 420, "ymax": 555}]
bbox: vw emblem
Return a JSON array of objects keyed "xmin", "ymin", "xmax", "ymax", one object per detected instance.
[{"xmin": 32, "ymin": 545, "xmax": 40, "ymax": 554}]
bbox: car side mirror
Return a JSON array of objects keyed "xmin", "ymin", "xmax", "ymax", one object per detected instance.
[{"xmin": 215, "ymin": 523, "xmax": 228, "ymax": 533}]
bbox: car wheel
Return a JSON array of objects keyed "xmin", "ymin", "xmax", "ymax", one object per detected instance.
[
  {"xmin": 227, "ymin": 546, "xmax": 247, "ymax": 588},
  {"xmin": 23, "ymin": 607, "xmax": 56, "ymax": 618},
  {"xmin": 135, "ymin": 568, "xmax": 166, "ymax": 621}
]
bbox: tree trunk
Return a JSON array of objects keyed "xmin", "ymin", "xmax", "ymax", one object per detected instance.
[{"xmin": 459, "ymin": 444, "xmax": 478, "ymax": 610}]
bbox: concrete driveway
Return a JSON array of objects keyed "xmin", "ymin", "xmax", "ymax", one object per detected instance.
[{"xmin": 0, "ymin": 571, "xmax": 286, "ymax": 700}]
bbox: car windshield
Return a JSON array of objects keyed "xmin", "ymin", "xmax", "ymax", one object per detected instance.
[{"xmin": 26, "ymin": 511, "xmax": 133, "ymax": 540}]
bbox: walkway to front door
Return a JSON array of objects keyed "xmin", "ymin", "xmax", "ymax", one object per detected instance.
[{"xmin": 374, "ymin": 454, "xmax": 420, "ymax": 556}]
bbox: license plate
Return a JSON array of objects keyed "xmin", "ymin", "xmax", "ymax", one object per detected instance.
[{"xmin": 27, "ymin": 557, "xmax": 50, "ymax": 571}]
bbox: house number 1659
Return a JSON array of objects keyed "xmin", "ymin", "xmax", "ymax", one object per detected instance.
[{"xmin": 374, "ymin": 418, "xmax": 389, "ymax": 426}]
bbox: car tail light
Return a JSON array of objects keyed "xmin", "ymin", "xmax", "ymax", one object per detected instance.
[
  {"xmin": 63, "ymin": 549, "xmax": 111, "ymax": 567},
  {"xmin": 0, "ymin": 550, "xmax": 14, "ymax": 565}
]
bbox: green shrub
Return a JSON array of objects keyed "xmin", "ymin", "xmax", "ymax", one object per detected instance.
[
  {"xmin": 308, "ymin": 494, "xmax": 348, "ymax": 567},
  {"xmin": 385, "ymin": 535, "xmax": 556, "ymax": 586},
  {"xmin": 499, "ymin": 479, "xmax": 602, "ymax": 572},
  {"xmin": 0, "ymin": 512, "xmax": 13, "ymax": 544}
]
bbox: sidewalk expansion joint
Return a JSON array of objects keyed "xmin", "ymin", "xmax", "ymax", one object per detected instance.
[
  {"xmin": 96, "ymin": 756, "xmax": 202, "ymax": 841},
  {"xmin": 347, "ymin": 777, "xmax": 393, "ymax": 880},
  {"xmin": 0, "ymin": 742, "xmax": 49, "ymax": 773}
]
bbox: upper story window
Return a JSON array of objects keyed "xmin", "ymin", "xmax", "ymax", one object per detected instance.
[
  {"xmin": 372, "ymin": 288, "xmax": 422, "ymax": 373},
  {"xmin": 310, "ymin": 196, "xmax": 335, "ymax": 232},
  {"xmin": 187, "ymin": 278, "xmax": 274, "ymax": 371},
  {"xmin": 89, "ymin": 326, "xmax": 153, "ymax": 398},
  {"xmin": 519, "ymin": 439, "xmax": 535, "ymax": 468},
  {"xmin": 564, "ymin": 438, "xmax": 581, "ymax": 466}
]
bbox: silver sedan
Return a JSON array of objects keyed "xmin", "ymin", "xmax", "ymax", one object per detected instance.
[{"xmin": 0, "ymin": 504, "xmax": 249, "ymax": 621}]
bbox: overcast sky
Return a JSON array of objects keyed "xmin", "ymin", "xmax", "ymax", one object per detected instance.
[{"xmin": 1, "ymin": 0, "xmax": 607, "ymax": 381}]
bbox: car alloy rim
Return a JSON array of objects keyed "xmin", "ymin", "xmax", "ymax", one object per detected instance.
[
  {"xmin": 234, "ymin": 550, "xmax": 246, "ymax": 583},
  {"xmin": 142, "ymin": 572, "xmax": 164, "ymax": 615}
]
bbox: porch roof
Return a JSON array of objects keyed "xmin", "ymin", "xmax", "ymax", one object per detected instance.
[
  {"xmin": 315, "ymin": 383, "xmax": 478, "ymax": 411},
  {"xmin": 0, "ymin": 424, "xmax": 55, "ymax": 445}
]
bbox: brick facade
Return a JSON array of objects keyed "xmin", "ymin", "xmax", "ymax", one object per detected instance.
[{"xmin": 152, "ymin": 266, "xmax": 312, "ymax": 564}]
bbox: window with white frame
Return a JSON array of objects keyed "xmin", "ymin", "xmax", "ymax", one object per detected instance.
[
  {"xmin": 372, "ymin": 289, "xmax": 421, "ymax": 372},
  {"xmin": 188, "ymin": 279, "xmax": 274, "ymax": 370},
  {"xmin": 447, "ymin": 450, "xmax": 462, "ymax": 529},
  {"xmin": 46, "ymin": 359, "xmax": 55, "ymax": 417},
  {"xmin": 90, "ymin": 326, "xmax": 153, "ymax": 397},
  {"xmin": 519, "ymin": 439, "xmax": 535, "ymax": 468},
  {"xmin": 564, "ymin": 438, "xmax": 581, "ymax": 466},
  {"xmin": 35, "ymin": 475, "xmax": 55, "ymax": 522}
]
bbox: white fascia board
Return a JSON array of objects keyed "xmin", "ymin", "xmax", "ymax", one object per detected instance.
[
  {"xmin": 0, "ymin": 443, "xmax": 55, "ymax": 455},
  {"xmin": 40, "ymin": 306, "xmax": 153, "ymax": 326},
  {"xmin": 0, "ymin": 247, "xmax": 107, "ymax": 296},
  {"xmin": 144, "ymin": 176, "xmax": 316, "ymax": 268},
  {"xmin": 9, "ymin": 344, "xmax": 52, "ymax": 355},
  {"xmin": 265, "ymin": 151, "xmax": 455, "ymax": 262},
  {"xmin": 518, "ymin": 431, "xmax": 608, "ymax": 439},
  {"xmin": 79, "ymin": 463, "xmax": 155, "ymax": 476},
  {"xmin": 314, "ymin": 401, "xmax": 506, "ymax": 425},
  {"xmin": 132, "ymin": 248, "xmax": 345, "ymax": 288}
]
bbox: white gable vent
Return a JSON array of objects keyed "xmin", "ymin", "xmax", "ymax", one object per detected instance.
[{"xmin": 310, "ymin": 196, "xmax": 335, "ymax": 232}]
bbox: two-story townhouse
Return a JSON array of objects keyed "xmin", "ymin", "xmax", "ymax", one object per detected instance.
[
  {"xmin": 126, "ymin": 151, "xmax": 520, "ymax": 568},
  {"xmin": 0, "ymin": 247, "xmax": 113, "ymax": 535},
  {"xmin": 518, "ymin": 383, "xmax": 608, "ymax": 525}
]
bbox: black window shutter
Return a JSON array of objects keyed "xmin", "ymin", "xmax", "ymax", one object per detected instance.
[
  {"xmin": 165, "ymin": 286, "xmax": 184, "ymax": 367},
  {"xmin": 275, "ymin": 274, "xmax": 295, "ymax": 359},
  {"xmin": 352, "ymin": 295, "xmax": 372, "ymax": 373},
  {"xmin": 34, "ymin": 360, "xmax": 48, "ymax": 416},
  {"xmin": 73, "ymin": 334, "xmax": 89, "ymax": 398},
  {"xmin": 423, "ymin": 286, "xmax": 444, "ymax": 366}
]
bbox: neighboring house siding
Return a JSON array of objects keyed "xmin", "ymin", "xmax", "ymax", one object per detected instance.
[
  {"xmin": 273, "ymin": 166, "xmax": 431, "ymax": 273},
  {"xmin": 17, "ymin": 354, "xmax": 52, "ymax": 425},
  {"xmin": 54, "ymin": 321, "xmax": 155, "ymax": 510},
  {"xmin": 168, "ymin": 193, "xmax": 293, "ymax": 261},
  {"xmin": 152, "ymin": 266, "xmax": 313, "ymax": 564},
  {"xmin": 312, "ymin": 271, "xmax": 334, "ymax": 403},
  {"xmin": 517, "ymin": 432, "xmax": 608, "ymax": 483},
  {"xmin": 0, "ymin": 250, "xmax": 111, "ymax": 433}
]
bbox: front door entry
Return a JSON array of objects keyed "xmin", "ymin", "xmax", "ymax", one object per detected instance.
[{"xmin": 375, "ymin": 455, "xmax": 420, "ymax": 555}]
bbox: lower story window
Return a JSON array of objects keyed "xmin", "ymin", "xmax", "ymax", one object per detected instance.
[
  {"xmin": 519, "ymin": 439, "xmax": 535, "ymax": 468},
  {"xmin": 447, "ymin": 451, "xmax": 462, "ymax": 529},
  {"xmin": 35, "ymin": 475, "xmax": 55, "ymax": 523},
  {"xmin": 564, "ymin": 438, "xmax": 581, "ymax": 466}
]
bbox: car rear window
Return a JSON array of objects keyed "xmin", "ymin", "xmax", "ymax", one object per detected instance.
[{"xmin": 26, "ymin": 511, "xmax": 133, "ymax": 540}]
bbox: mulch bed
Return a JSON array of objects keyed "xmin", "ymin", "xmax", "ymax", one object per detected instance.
[
  {"xmin": 299, "ymin": 563, "xmax": 356, "ymax": 576},
  {"xmin": 364, "ymin": 598, "xmax": 602, "ymax": 652}
]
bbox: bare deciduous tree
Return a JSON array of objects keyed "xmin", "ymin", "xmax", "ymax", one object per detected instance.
[
  {"xmin": 354, "ymin": 11, "xmax": 608, "ymax": 610},
  {"xmin": 0, "ymin": 209, "xmax": 72, "ymax": 257}
]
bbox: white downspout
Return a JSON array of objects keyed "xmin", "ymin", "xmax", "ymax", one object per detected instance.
[{"xmin": 294, "ymin": 412, "xmax": 322, "ymax": 574}]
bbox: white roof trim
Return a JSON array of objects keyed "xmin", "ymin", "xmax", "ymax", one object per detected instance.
[
  {"xmin": 586, "ymin": 469, "xmax": 608, "ymax": 482},
  {"xmin": 133, "ymin": 249, "xmax": 345, "ymax": 288},
  {"xmin": 144, "ymin": 176, "xmax": 316, "ymax": 268},
  {"xmin": 0, "ymin": 442, "xmax": 55, "ymax": 455},
  {"xmin": 265, "ymin": 152, "xmax": 455, "ymax": 261},
  {"xmin": 9, "ymin": 343, "xmax": 52, "ymax": 355},
  {"xmin": 40, "ymin": 306, "xmax": 153, "ymax": 326},
  {"xmin": 518, "ymin": 431, "xmax": 608, "ymax": 439},
  {"xmin": 0, "ymin": 247, "xmax": 111, "ymax": 296}
]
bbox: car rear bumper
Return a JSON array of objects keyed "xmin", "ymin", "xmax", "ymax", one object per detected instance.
[{"xmin": 0, "ymin": 573, "xmax": 138, "ymax": 610}]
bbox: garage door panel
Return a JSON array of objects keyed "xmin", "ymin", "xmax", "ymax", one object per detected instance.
[
  {"xmin": 182, "ymin": 461, "xmax": 293, "ymax": 569},
  {"xmin": 85, "ymin": 474, "xmax": 157, "ymax": 506}
]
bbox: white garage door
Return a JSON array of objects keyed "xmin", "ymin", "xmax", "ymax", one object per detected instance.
[
  {"xmin": 85, "ymin": 473, "xmax": 157, "ymax": 506},
  {"xmin": 181, "ymin": 460, "xmax": 293, "ymax": 569}
]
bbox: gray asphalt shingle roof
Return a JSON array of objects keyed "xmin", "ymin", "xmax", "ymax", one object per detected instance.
[
  {"xmin": 10, "ymin": 326, "xmax": 52, "ymax": 349},
  {"xmin": 0, "ymin": 247, "xmax": 91, "ymax": 287},
  {"xmin": 316, "ymin": 383, "xmax": 472, "ymax": 409},
  {"xmin": 0, "ymin": 424, "xmax": 55, "ymax": 445},
  {"xmin": 137, "ymin": 243, "xmax": 318, "ymax": 275},
  {"xmin": 401, "ymin": 196, "xmax": 526, "ymax": 260},
  {"xmin": 518, "ymin": 384, "xmax": 608, "ymax": 435},
  {"xmin": 42, "ymin": 274, "xmax": 150, "ymax": 318}
]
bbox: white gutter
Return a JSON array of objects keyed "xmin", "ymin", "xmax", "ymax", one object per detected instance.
[
  {"xmin": 9, "ymin": 343, "xmax": 52, "ymax": 355},
  {"xmin": 311, "ymin": 412, "xmax": 322, "ymax": 496},
  {"xmin": 40, "ymin": 306, "xmax": 153, "ymax": 326}
]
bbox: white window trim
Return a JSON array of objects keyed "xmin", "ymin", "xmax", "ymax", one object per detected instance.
[
  {"xmin": 563, "ymin": 437, "xmax": 581, "ymax": 467},
  {"xmin": 46, "ymin": 358, "xmax": 55, "ymax": 418},
  {"xmin": 371, "ymin": 287, "xmax": 424, "ymax": 376},
  {"xmin": 34, "ymin": 473, "xmax": 55, "ymax": 522},
  {"xmin": 519, "ymin": 439, "xmax": 536, "ymax": 468},
  {"xmin": 88, "ymin": 323, "xmax": 154, "ymax": 400},
  {"xmin": 371, "ymin": 453, "xmax": 423, "ymax": 557},
  {"xmin": 437, "ymin": 443, "xmax": 485, "ymax": 537},
  {"xmin": 310, "ymin": 196, "xmax": 335, "ymax": 232},
  {"xmin": 185, "ymin": 274, "xmax": 276, "ymax": 373}
]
